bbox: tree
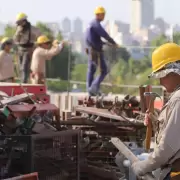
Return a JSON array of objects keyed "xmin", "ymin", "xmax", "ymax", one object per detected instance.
[
  {"xmin": 71, "ymin": 64, "xmax": 87, "ymax": 81},
  {"xmin": 151, "ymin": 34, "xmax": 168, "ymax": 47},
  {"xmin": 104, "ymin": 45, "xmax": 130, "ymax": 64},
  {"xmin": 36, "ymin": 22, "xmax": 54, "ymax": 40},
  {"xmin": 56, "ymin": 31, "xmax": 63, "ymax": 41},
  {"xmin": 3, "ymin": 25, "xmax": 16, "ymax": 38}
]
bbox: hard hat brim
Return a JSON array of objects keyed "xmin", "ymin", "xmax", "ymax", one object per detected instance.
[
  {"xmin": 16, "ymin": 16, "xmax": 27, "ymax": 23},
  {"xmin": 95, "ymin": 12, "xmax": 105, "ymax": 15},
  {"xmin": 36, "ymin": 40, "xmax": 51, "ymax": 45},
  {"xmin": 1, "ymin": 40, "xmax": 13, "ymax": 46}
]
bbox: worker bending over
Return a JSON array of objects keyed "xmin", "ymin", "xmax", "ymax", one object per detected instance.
[
  {"xmin": 13, "ymin": 13, "xmax": 41, "ymax": 83},
  {"xmin": 85, "ymin": 6, "xmax": 118, "ymax": 96},
  {"xmin": 30, "ymin": 35, "xmax": 65, "ymax": 84},
  {"xmin": 0, "ymin": 37, "xmax": 15, "ymax": 82},
  {"xmin": 132, "ymin": 43, "xmax": 180, "ymax": 180}
]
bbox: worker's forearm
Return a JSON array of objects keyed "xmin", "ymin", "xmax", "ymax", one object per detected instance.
[
  {"xmin": 106, "ymin": 37, "xmax": 116, "ymax": 45},
  {"xmin": 139, "ymin": 143, "xmax": 175, "ymax": 174}
]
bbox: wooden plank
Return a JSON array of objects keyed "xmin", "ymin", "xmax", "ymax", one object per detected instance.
[
  {"xmin": 111, "ymin": 137, "xmax": 155, "ymax": 180},
  {"xmin": 7, "ymin": 104, "xmax": 58, "ymax": 113},
  {"xmin": 75, "ymin": 106, "xmax": 143, "ymax": 125}
]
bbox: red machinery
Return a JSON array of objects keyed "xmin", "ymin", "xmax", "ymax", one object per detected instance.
[{"xmin": 0, "ymin": 83, "xmax": 50, "ymax": 103}]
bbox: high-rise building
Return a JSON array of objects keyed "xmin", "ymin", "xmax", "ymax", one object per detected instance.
[
  {"xmin": 73, "ymin": 18, "xmax": 83, "ymax": 35},
  {"xmin": 130, "ymin": 0, "xmax": 154, "ymax": 32},
  {"xmin": 61, "ymin": 17, "xmax": 71, "ymax": 33}
]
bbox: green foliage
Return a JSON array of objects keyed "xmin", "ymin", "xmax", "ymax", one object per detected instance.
[
  {"xmin": 36, "ymin": 22, "xmax": 54, "ymax": 40},
  {"xmin": 3, "ymin": 25, "xmax": 16, "ymax": 38},
  {"xmin": 71, "ymin": 64, "xmax": 87, "ymax": 81},
  {"xmin": 47, "ymin": 80, "xmax": 68, "ymax": 92},
  {"xmin": 104, "ymin": 46, "xmax": 130, "ymax": 64},
  {"xmin": 56, "ymin": 31, "xmax": 63, "ymax": 41},
  {"xmin": 46, "ymin": 46, "xmax": 76, "ymax": 80}
]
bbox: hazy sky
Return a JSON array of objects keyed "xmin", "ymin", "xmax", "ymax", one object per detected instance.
[{"xmin": 0, "ymin": 0, "xmax": 179, "ymax": 24}]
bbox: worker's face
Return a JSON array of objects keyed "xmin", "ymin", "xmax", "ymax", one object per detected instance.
[
  {"xmin": 16, "ymin": 19, "xmax": 26, "ymax": 26},
  {"xmin": 4, "ymin": 43, "xmax": 12, "ymax": 53},
  {"xmin": 160, "ymin": 73, "xmax": 180, "ymax": 93},
  {"xmin": 96, "ymin": 13, "xmax": 105, "ymax": 21},
  {"xmin": 41, "ymin": 42, "xmax": 51, "ymax": 49}
]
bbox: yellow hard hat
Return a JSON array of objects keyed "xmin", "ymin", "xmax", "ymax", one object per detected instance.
[
  {"xmin": 94, "ymin": 6, "xmax": 106, "ymax": 14},
  {"xmin": 171, "ymin": 172, "xmax": 180, "ymax": 178},
  {"xmin": 152, "ymin": 43, "xmax": 180, "ymax": 73},
  {"xmin": 1, "ymin": 37, "xmax": 12, "ymax": 45},
  {"xmin": 16, "ymin": 12, "xmax": 27, "ymax": 22},
  {"xmin": 36, "ymin": 35, "xmax": 50, "ymax": 44}
]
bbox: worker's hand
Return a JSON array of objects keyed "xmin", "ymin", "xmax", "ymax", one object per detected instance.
[
  {"xmin": 16, "ymin": 25, "xmax": 23, "ymax": 33},
  {"xmin": 131, "ymin": 161, "xmax": 146, "ymax": 177},
  {"xmin": 144, "ymin": 109, "xmax": 159, "ymax": 131},
  {"xmin": 52, "ymin": 39, "xmax": 59, "ymax": 46},
  {"xmin": 115, "ymin": 44, "xmax": 120, "ymax": 48},
  {"xmin": 61, "ymin": 40, "xmax": 70, "ymax": 46}
]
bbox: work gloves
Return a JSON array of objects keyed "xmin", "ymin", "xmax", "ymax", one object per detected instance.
[
  {"xmin": 131, "ymin": 160, "xmax": 148, "ymax": 177},
  {"xmin": 52, "ymin": 40, "xmax": 68, "ymax": 47}
]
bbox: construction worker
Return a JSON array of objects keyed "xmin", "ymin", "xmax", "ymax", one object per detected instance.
[
  {"xmin": 13, "ymin": 13, "xmax": 41, "ymax": 83},
  {"xmin": 30, "ymin": 35, "xmax": 65, "ymax": 84},
  {"xmin": 0, "ymin": 37, "xmax": 15, "ymax": 82},
  {"xmin": 85, "ymin": 6, "xmax": 118, "ymax": 96},
  {"xmin": 131, "ymin": 43, "xmax": 180, "ymax": 180}
]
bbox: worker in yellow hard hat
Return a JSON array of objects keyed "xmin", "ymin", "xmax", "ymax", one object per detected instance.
[
  {"xmin": 131, "ymin": 43, "xmax": 180, "ymax": 180},
  {"xmin": 0, "ymin": 37, "xmax": 15, "ymax": 82},
  {"xmin": 13, "ymin": 12, "xmax": 42, "ymax": 84},
  {"xmin": 85, "ymin": 6, "xmax": 118, "ymax": 96},
  {"xmin": 30, "ymin": 35, "xmax": 66, "ymax": 84}
]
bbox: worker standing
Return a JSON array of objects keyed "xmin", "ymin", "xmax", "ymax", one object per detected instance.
[
  {"xmin": 13, "ymin": 13, "xmax": 41, "ymax": 83},
  {"xmin": 131, "ymin": 43, "xmax": 180, "ymax": 180},
  {"xmin": 30, "ymin": 35, "xmax": 65, "ymax": 84},
  {"xmin": 0, "ymin": 37, "xmax": 15, "ymax": 82},
  {"xmin": 85, "ymin": 6, "xmax": 118, "ymax": 96}
]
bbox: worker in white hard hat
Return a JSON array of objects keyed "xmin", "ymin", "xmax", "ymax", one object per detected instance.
[
  {"xmin": 13, "ymin": 13, "xmax": 41, "ymax": 83},
  {"xmin": 30, "ymin": 35, "xmax": 66, "ymax": 84},
  {"xmin": 0, "ymin": 37, "xmax": 15, "ymax": 82}
]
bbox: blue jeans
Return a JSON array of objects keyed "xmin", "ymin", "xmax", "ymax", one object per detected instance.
[{"xmin": 86, "ymin": 52, "xmax": 108, "ymax": 92}]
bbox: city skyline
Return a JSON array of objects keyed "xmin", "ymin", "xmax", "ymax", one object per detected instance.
[{"xmin": 0, "ymin": 0, "xmax": 180, "ymax": 24}]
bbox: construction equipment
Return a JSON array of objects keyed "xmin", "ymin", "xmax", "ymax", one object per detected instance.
[
  {"xmin": 144, "ymin": 92, "xmax": 161, "ymax": 151},
  {"xmin": 77, "ymin": 94, "xmax": 141, "ymax": 118}
]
